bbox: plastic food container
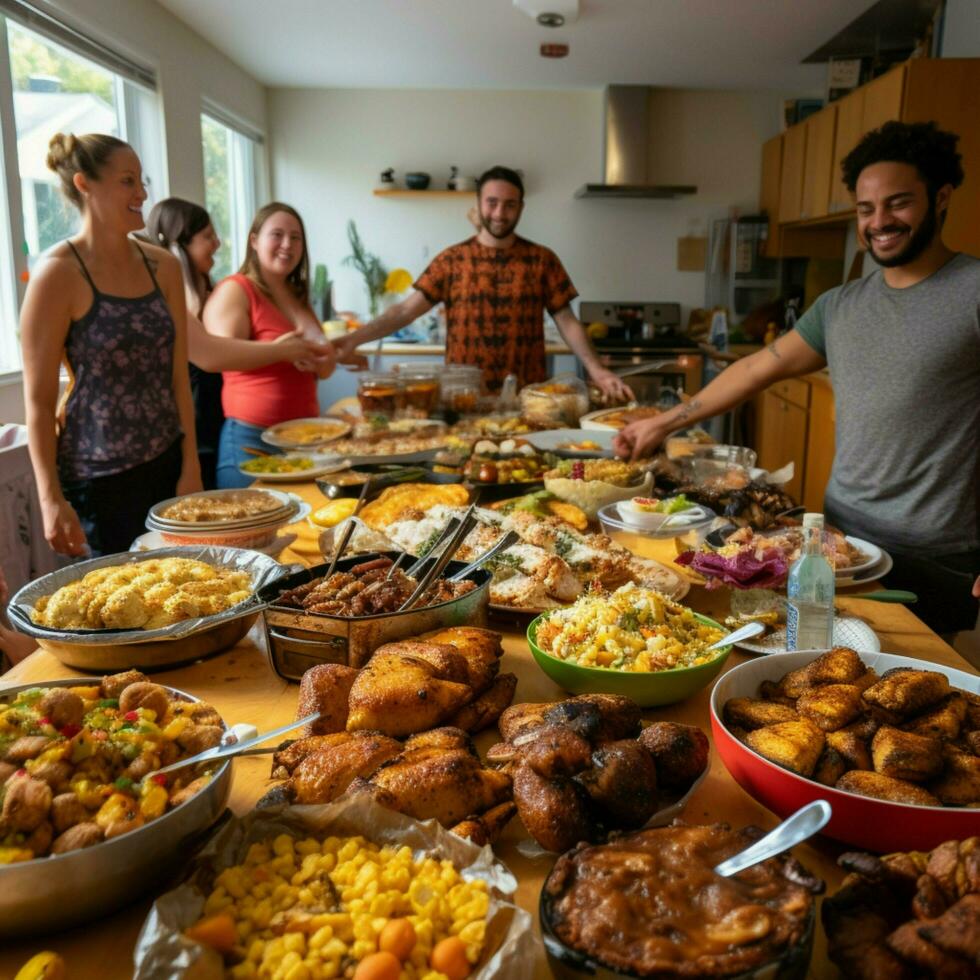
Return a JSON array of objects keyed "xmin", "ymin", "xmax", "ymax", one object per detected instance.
[
  {"xmin": 520, "ymin": 374, "xmax": 590, "ymax": 428},
  {"xmin": 357, "ymin": 372, "xmax": 406, "ymax": 417}
]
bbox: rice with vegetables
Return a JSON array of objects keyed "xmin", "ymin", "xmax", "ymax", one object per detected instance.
[{"xmin": 535, "ymin": 583, "xmax": 725, "ymax": 672}]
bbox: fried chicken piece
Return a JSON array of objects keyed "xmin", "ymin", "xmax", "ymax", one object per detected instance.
[
  {"xmin": 402, "ymin": 727, "xmax": 475, "ymax": 754},
  {"xmin": 797, "ymin": 683, "xmax": 865, "ymax": 732},
  {"xmin": 498, "ymin": 702, "xmax": 550, "ymax": 742},
  {"xmin": 836, "ymin": 770, "xmax": 941, "ymax": 806},
  {"xmin": 863, "ymin": 669, "xmax": 951, "ymax": 718},
  {"xmin": 637, "ymin": 721, "xmax": 709, "ymax": 790},
  {"xmin": 346, "ymin": 650, "xmax": 472, "ymax": 737},
  {"xmin": 827, "ymin": 728, "xmax": 873, "ymax": 771},
  {"xmin": 575, "ymin": 740, "xmax": 659, "ymax": 828},
  {"xmin": 447, "ymin": 673, "xmax": 517, "ymax": 734},
  {"xmin": 917, "ymin": 894, "xmax": 980, "ymax": 969},
  {"xmin": 723, "ymin": 697, "xmax": 798, "ymax": 731},
  {"xmin": 963, "ymin": 691, "xmax": 980, "ymax": 731},
  {"xmin": 520, "ymin": 724, "xmax": 592, "ymax": 779},
  {"xmin": 745, "ymin": 719, "xmax": 825, "ymax": 777},
  {"xmin": 964, "ymin": 731, "xmax": 980, "ymax": 756},
  {"xmin": 297, "ymin": 664, "xmax": 359, "ymax": 735},
  {"xmin": 542, "ymin": 694, "xmax": 642, "ymax": 743},
  {"xmin": 387, "ymin": 640, "xmax": 470, "ymax": 685},
  {"xmin": 925, "ymin": 838, "xmax": 980, "ymax": 903},
  {"xmin": 290, "ymin": 732, "xmax": 402, "ymax": 804},
  {"xmin": 814, "ymin": 746, "xmax": 849, "ymax": 787},
  {"xmin": 272, "ymin": 733, "xmax": 354, "ymax": 778},
  {"xmin": 419, "ymin": 626, "xmax": 503, "ymax": 695},
  {"xmin": 779, "ymin": 647, "xmax": 867, "ymax": 699},
  {"xmin": 512, "ymin": 762, "xmax": 593, "ymax": 853},
  {"xmin": 450, "ymin": 801, "xmax": 517, "ymax": 846},
  {"xmin": 369, "ymin": 746, "xmax": 512, "ymax": 827},
  {"xmin": 928, "ymin": 747, "xmax": 980, "ymax": 806},
  {"xmin": 905, "ymin": 693, "xmax": 968, "ymax": 742},
  {"xmin": 872, "ymin": 726, "xmax": 943, "ymax": 783},
  {"xmin": 842, "ymin": 714, "xmax": 883, "ymax": 741},
  {"xmin": 885, "ymin": 920, "xmax": 967, "ymax": 978},
  {"xmin": 759, "ymin": 679, "xmax": 796, "ymax": 706},
  {"xmin": 913, "ymin": 873, "xmax": 950, "ymax": 920}
]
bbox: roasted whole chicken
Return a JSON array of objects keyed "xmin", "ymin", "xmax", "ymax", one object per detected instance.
[
  {"xmin": 269, "ymin": 727, "xmax": 514, "ymax": 845},
  {"xmin": 294, "ymin": 627, "xmax": 517, "ymax": 738},
  {"xmin": 488, "ymin": 694, "xmax": 709, "ymax": 852}
]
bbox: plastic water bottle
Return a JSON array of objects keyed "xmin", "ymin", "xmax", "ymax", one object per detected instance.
[{"xmin": 786, "ymin": 513, "xmax": 835, "ymax": 650}]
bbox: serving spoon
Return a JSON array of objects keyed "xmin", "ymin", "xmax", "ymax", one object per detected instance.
[
  {"xmin": 707, "ymin": 620, "xmax": 766, "ymax": 649},
  {"xmin": 713, "ymin": 800, "xmax": 832, "ymax": 878}
]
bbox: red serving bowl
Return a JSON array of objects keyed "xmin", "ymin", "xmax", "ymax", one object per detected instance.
[{"xmin": 710, "ymin": 650, "xmax": 980, "ymax": 853}]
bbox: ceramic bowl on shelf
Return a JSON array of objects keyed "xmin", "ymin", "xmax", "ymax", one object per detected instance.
[{"xmin": 404, "ymin": 172, "xmax": 431, "ymax": 189}]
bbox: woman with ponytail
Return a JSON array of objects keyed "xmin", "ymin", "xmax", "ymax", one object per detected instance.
[
  {"xmin": 21, "ymin": 133, "xmax": 201, "ymax": 556},
  {"xmin": 146, "ymin": 198, "xmax": 331, "ymax": 488}
]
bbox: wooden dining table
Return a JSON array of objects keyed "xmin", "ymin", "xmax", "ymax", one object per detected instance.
[{"xmin": 2, "ymin": 479, "xmax": 976, "ymax": 979}]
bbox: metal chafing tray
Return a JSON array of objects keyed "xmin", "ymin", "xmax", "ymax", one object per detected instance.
[{"xmin": 257, "ymin": 551, "xmax": 491, "ymax": 680}]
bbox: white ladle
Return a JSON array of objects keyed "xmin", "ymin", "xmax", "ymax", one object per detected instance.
[{"xmin": 714, "ymin": 800, "xmax": 832, "ymax": 878}]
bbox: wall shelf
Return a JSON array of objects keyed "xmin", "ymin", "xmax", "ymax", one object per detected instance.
[{"xmin": 373, "ymin": 189, "xmax": 473, "ymax": 197}]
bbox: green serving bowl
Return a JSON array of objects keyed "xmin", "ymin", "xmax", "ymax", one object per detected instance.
[{"xmin": 527, "ymin": 612, "xmax": 732, "ymax": 707}]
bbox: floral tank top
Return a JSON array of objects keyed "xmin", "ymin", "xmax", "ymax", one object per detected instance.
[{"xmin": 57, "ymin": 241, "xmax": 182, "ymax": 480}]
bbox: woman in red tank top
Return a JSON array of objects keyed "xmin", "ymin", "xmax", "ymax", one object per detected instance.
[{"xmin": 204, "ymin": 203, "xmax": 336, "ymax": 488}]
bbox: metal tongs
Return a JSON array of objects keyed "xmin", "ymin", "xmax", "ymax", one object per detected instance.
[
  {"xmin": 398, "ymin": 504, "xmax": 478, "ymax": 611},
  {"xmin": 449, "ymin": 529, "xmax": 520, "ymax": 581}
]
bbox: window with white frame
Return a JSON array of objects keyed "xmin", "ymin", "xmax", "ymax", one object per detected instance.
[
  {"xmin": 0, "ymin": 2, "xmax": 164, "ymax": 375},
  {"xmin": 201, "ymin": 111, "xmax": 263, "ymax": 282}
]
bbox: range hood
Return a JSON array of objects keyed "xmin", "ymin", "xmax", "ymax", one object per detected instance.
[{"xmin": 575, "ymin": 85, "xmax": 697, "ymax": 199}]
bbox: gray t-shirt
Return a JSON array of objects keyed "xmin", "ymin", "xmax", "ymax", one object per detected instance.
[{"xmin": 795, "ymin": 253, "xmax": 980, "ymax": 555}]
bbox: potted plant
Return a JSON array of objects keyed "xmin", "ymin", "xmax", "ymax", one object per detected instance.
[{"xmin": 343, "ymin": 221, "xmax": 388, "ymax": 318}]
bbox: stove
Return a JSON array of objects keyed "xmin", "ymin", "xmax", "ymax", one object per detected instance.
[{"xmin": 579, "ymin": 300, "xmax": 703, "ymax": 399}]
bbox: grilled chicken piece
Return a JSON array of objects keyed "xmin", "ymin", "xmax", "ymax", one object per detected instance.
[
  {"xmin": 575, "ymin": 740, "xmax": 659, "ymax": 828},
  {"xmin": 519, "ymin": 725, "xmax": 593, "ymax": 779},
  {"xmin": 512, "ymin": 762, "xmax": 593, "ymax": 853},
  {"xmin": 272, "ymin": 733, "xmax": 354, "ymax": 778},
  {"xmin": 369, "ymin": 744, "xmax": 512, "ymax": 827},
  {"xmin": 498, "ymin": 702, "xmax": 551, "ymax": 743},
  {"xmin": 450, "ymin": 801, "xmax": 517, "ymax": 846},
  {"xmin": 346, "ymin": 648, "xmax": 472, "ymax": 737},
  {"xmin": 297, "ymin": 663, "xmax": 359, "ymax": 735},
  {"xmin": 637, "ymin": 721, "xmax": 709, "ymax": 789},
  {"xmin": 863, "ymin": 669, "xmax": 951, "ymax": 718},
  {"xmin": 448, "ymin": 673, "xmax": 517, "ymax": 734},
  {"xmin": 290, "ymin": 732, "xmax": 402, "ymax": 804}
]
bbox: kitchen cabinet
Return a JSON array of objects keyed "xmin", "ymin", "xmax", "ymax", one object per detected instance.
[
  {"xmin": 829, "ymin": 88, "xmax": 864, "ymax": 213},
  {"xmin": 902, "ymin": 59, "xmax": 980, "ymax": 258},
  {"xmin": 778, "ymin": 123, "xmax": 807, "ymax": 224},
  {"xmin": 800, "ymin": 105, "xmax": 837, "ymax": 221},
  {"xmin": 860, "ymin": 64, "xmax": 906, "ymax": 133},
  {"xmin": 751, "ymin": 373, "xmax": 836, "ymax": 512},
  {"xmin": 755, "ymin": 381, "xmax": 808, "ymax": 504},
  {"xmin": 803, "ymin": 378, "xmax": 835, "ymax": 513},
  {"xmin": 760, "ymin": 136, "xmax": 783, "ymax": 258}
]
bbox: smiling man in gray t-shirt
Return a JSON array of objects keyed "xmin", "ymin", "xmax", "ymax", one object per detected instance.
[{"xmin": 615, "ymin": 121, "xmax": 980, "ymax": 635}]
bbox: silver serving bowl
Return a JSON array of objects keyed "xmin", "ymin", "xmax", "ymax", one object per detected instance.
[
  {"xmin": 0, "ymin": 678, "xmax": 232, "ymax": 937},
  {"xmin": 7, "ymin": 546, "xmax": 285, "ymax": 673}
]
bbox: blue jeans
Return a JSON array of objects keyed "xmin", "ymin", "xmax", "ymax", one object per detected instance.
[{"xmin": 216, "ymin": 418, "xmax": 279, "ymax": 488}]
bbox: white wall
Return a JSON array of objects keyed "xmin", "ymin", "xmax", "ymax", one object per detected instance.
[
  {"xmin": 0, "ymin": 0, "xmax": 269, "ymax": 423},
  {"xmin": 941, "ymin": 0, "xmax": 980, "ymax": 57},
  {"xmin": 268, "ymin": 86, "xmax": 788, "ymax": 324}
]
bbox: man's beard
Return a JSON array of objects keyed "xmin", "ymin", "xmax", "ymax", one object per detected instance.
[
  {"xmin": 480, "ymin": 212, "xmax": 517, "ymax": 240},
  {"xmin": 866, "ymin": 202, "xmax": 938, "ymax": 267}
]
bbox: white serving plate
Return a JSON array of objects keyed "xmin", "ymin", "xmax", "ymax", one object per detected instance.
[
  {"xmin": 524, "ymin": 428, "xmax": 615, "ymax": 457},
  {"xmin": 238, "ymin": 453, "xmax": 349, "ymax": 482},
  {"xmin": 261, "ymin": 416, "xmax": 351, "ymax": 449},
  {"xmin": 838, "ymin": 535, "xmax": 883, "ymax": 576},
  {"xmin": 737, "ymin": 615, "xmax": 880, "ymax": 657}
]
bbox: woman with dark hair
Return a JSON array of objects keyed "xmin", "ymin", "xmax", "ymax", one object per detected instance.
[
  {"xmin": 146, "ymin": 197, "xmax": 331, "ymax": 488},
  {"xmin": 204, "ymin": 202, "xmax": 337, "ymax": 488},
  {"xmin": 21, "ymin": 132, "xmax": 201, "ymax": 556}
]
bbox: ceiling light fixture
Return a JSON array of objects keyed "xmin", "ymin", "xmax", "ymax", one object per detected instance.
[{"xmin": 513, "ymin": 0, "xmax": 580, "ymax": 28}]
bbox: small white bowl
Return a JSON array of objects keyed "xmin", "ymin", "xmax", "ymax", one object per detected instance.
[{"xmin": 598, "ymin": 500, "xmax": 715, "ymax": 538}]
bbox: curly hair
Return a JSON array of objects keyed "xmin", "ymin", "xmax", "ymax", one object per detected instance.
[{"xmin": 841, "ymin": 120, "xmax": 963, "ymax": 197}]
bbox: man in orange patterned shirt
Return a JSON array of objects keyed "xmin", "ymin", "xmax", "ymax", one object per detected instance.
[{"xmin": 333, "ymin": 167, "xmax": 632, "ymax": 397}]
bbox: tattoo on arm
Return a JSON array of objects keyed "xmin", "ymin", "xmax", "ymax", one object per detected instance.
[
  {"xmin": 767, "ymin": 342, "xmax": 781, "ymax": 359},
  {"xmin": 674, "ymin": 398, "xmax": 702, "ymax": 426}
]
